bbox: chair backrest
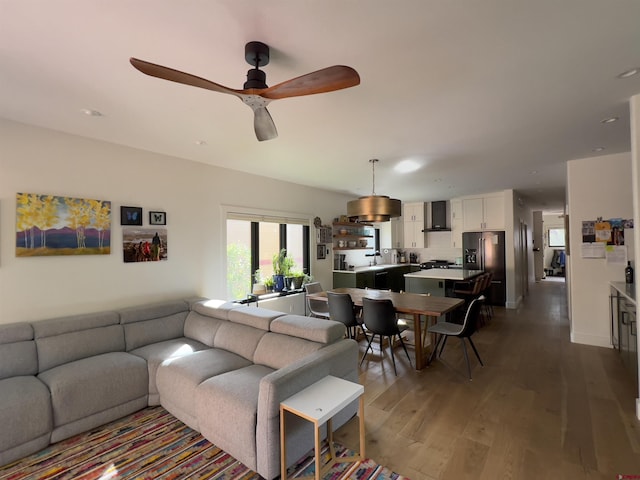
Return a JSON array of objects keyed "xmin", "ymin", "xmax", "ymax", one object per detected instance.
[
  {"xmin": 459, "ymin": 295, "xmax": 485, "ymax": 337},
  {"xmin": 304, "ymin": 282, "xmax": 323, "ymax": 295},
  {"xmin": 327, "ymin": 291, "xmax": 359, "ymax": 328},
  {"xmin": 362, "ymin": 297, "xmax": 399, "ymax": 336}
]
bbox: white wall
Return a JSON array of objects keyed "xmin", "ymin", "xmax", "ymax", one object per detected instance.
[
  {"xmin": 631, "ymin": 94, "xmax": 640, "ymax": 415},
  {"xmin": 566, "ymin": 152, "xmax": 633, "ymax": 347},
  {"xmin": 0, "ymin": 119, "xmax": 354, "ymax": 324}
]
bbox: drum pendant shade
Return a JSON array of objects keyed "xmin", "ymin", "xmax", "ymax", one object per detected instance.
[{"xmin": 347, "ymin": 159, "xmax": 401, "ymax": 222}]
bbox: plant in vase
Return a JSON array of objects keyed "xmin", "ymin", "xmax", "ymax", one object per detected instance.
[
  {"xmin": 289, "ymin": 270, "xmax": 306, "ymax": 290},
  {"xmin": 272, "ymin": 249, "xmax": 294, "ymax": 292},
  {"xmin": 263, "ymin": 276, "xmax": 275, "ymax": 293},
  {"xmin": 252, "ymin": 269, "xmax": 266, "ymax": 295}
]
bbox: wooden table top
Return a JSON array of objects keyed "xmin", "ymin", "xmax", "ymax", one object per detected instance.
[{"xmin": 309, "ymin": 287, "xmax": 464, "ymax": 317}]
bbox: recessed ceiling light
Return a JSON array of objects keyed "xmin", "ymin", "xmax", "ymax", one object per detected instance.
[
  {"xmin": 81, "ymin": 109, "xmax": 103, "ymax": 117},
  {"xmin": 195, "ymin": 140, "xmax": 207, "ymax": 146},
  {"xmin": 529, "ymin": 170, "xmax": 537, "ymax": 175},
  {"xmin": 617, "ymin": 68, "xmax": 640, "ymax": 79},
  {"xmin": 601, "ymin": 116, "xmax": 619, "ymax": 124},
  {"xmin": 592, "ymin": 146, "xmax": 605, "ymax": 152},
  {"xmin": 394, "ymin": 159, "xmax": 421, "ymax": 173}
]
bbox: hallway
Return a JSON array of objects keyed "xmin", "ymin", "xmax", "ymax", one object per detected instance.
[{"xmin": 335, "ymin": 280, "xmax": 640, "ymax": 479}]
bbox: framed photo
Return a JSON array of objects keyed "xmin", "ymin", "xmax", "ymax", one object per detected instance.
[
  {"xmin": 149, "ymin": 211, "xmax": 166, "ymax": 226},
  {"xmin": 120, "ymin": 206, "xmax": 142, "ymax": 226},
  {"xmin": 317, "ymin": 244, "xmax": 327, "ymax": 260}
]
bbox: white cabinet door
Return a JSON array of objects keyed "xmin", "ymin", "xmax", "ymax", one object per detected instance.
[
  {"xmin": 462, "ymin": 197, "xmax": 484, "ymax": 231},
  {"xmin": 450, "ymin": 199, "xmax": 463, "ymax": 248},
  {"xmin": 403, "ymin": 202, "xmax": 425, "ymax": 222},
  {"xmin": 403, "ymin": 221, "xmax": 425, "ymax": 248},
  {"xmin": 482, "ymin": 195, "xmax": 505, "ymax": 230},
  {"xmin": 390, "ymin": 216, "xmax": 404, "ymax": 249},
  {"xmin": 461, "ymin": 195, "xmax": 505, "ymax": 231}
]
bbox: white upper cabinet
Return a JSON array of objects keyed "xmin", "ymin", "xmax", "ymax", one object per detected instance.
[
  {"xmin": 461, "ymin": 193, "xmax": 505, "ymax": 231},
  {"xmin": 403, "ymin": 202, "xmax": 427, "ymax": 248}
]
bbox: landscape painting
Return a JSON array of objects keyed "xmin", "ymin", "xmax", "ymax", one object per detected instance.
[
  {"xmin": 16, "ymin": 193, "xmax": 111, "ymax": 257},
  {"xmin": 122, "ymin": 227, "xmax": 167, "ymax": 263}
]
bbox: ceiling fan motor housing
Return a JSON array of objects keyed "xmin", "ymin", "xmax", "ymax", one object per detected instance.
[{"xmin": 244, "ymin": 41, "xmax": 270, "ymax": 89}]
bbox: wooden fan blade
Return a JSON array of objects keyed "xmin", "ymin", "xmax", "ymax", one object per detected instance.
[
  {"xmin": 130, "ymin": 58, "xmax": 242, "ymax": 97},
  {"xmin": 254, "ymin": 107, "xmax": 278, "ymax": 141},
  {"xmin": 260, "ymin": 65, "xmax": 360, "ymax": 100}
]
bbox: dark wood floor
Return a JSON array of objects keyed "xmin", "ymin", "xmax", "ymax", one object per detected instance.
[{"xmin": 334, "ymin": 280, "xmax": 640, "ymax": 479}]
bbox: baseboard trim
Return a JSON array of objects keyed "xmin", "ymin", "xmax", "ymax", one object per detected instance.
[{"xmin": 570, "ymin": 332, "xmax": 612, "ymax": 348}]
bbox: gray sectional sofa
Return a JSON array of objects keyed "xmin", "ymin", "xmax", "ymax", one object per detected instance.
[{"xmin": 0, "ymin": 297, "xmax": 359, "ymax": 480}]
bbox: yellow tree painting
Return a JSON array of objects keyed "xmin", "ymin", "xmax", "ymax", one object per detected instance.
[{"xmin": 16, "ymin": 193, "xmax": 111, "ymax": 256}]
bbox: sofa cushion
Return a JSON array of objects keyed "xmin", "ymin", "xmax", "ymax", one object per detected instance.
[
  {"xmin": 192, "ymin": 299, "xmax": 242, "ymax": 320},
  {"xmin": 213, "ymin": 322, "xmax": 267, "ymax": 361},
  {"xmin": 0, "ymin": 323, "xmax": 37, "ymax": 379},
  {"xmin": 0, "ymin": 376, "xmax": 51, "ymax": 461},
  {"xmin": 270, "ymin": 315, "xmax": 345, "ymax": 344},
  {"xmin": 196, "ymin": 364, "xmax": 275, "ymax": 472},
  {"xmin": 183, "ymin": 311, "xmax": 227, "ymax": 347},
  {"xmin": 119, "ymin": 300, "xmax": 190, "ymax": 351},
  {"xmin": 38, "ymin": 352, "xmax": 148, "ymax": 428},
  {"xmin": 156, "ymin": 349, "xmax": 252, "ymax": 429},
  {"xmin": 33, "ymin": 312, "xmax": 124, "ymax": 372},
  {"xmin": 253, "ymin": 333, "xmax": 323, "ymax": 370},
  {"xmin": 129, "ymin": 337, "xmax": 209, "ymax": 404},
  {"xmin": 228, "ymin": 307, "xmax": 285, "ymax": 331}
]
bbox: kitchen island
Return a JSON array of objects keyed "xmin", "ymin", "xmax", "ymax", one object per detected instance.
[
  {"xmin": 404, "ymin": 269, "xmax": 484, "ymax": 296},
  {"xmin": 333, "ymin": 264, "xmax": 420, "ymax": 291}
]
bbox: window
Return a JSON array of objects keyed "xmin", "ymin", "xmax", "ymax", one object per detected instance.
[
  {"xmin": 548, "ymin": 228, "xmax": 565, "ymax": 248},
  {"xmin": 226, "ymin": 214, "xmax": 310, "ymax": 300}
]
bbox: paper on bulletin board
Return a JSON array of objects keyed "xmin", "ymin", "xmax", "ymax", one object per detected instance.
[
  {"xmin": 605, "ymin": 245, "xmax": 627, "ymax": 265},
  {"xmin": 581, "ymin": 242, "xmax": 605, "ymax": 258}
]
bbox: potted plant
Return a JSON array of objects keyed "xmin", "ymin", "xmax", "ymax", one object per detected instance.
[
  {"xmin": 263, "ymin": 276, "xmax": 275, "ymax": 293},
  {"xmin": 252, "ymin": 269, "xmax": 266, "ymax": 295},
  {"xmin": 289, "ymin": 270, "xmax": 306, "ymax": 290},
  {"xmin": 272, "ymin": 249, "xmax": 294, "ymax": 292}
]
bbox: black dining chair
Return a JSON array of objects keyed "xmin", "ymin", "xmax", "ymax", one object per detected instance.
[
  {"xmin": 327, "ymin": 291, "xmax": 366, "ymax": 340},
  {"xmin": 427, "ymin": 295, "xmax": 485, "ymax": 380},
  {"xmin": 360, "ymin": 297, "xmax": 412, "ymax": 375},
  {"xmin": 304, "ymin": 282, "xmax": 330, "ymax": 319}
]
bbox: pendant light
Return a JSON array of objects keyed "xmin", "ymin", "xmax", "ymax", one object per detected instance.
[{"xmin": 347, "ymin": 159, "xmax": 401, "ymax": 222}]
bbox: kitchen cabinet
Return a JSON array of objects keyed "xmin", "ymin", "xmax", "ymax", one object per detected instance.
[
  {"xmin": 462, "ymin": 193, "xmax": 505, "ymax": 231},
  {"xmin": 332, "ymin": 222, "xmax": 373, "ymax": 251},
  {"xmin": 450, "ymin": 199, "xmax": 463, "ymax": 248},
  {"xmin": 378, "ymin": 216, "xmax": 403, "ymax": 249},
  {"xmin": 403, "ymin": 202, "xmax": 427, "ymax": 248}
]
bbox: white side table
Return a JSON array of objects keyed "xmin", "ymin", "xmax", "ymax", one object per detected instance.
[{"xmin": 280, "ymin": 375, "xmax": 365, "ymax": 480}]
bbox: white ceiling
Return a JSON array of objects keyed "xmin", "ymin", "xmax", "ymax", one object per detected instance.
[{"xmin": 2, "ymin": 1, "xmax": 640, "ymax": 213}]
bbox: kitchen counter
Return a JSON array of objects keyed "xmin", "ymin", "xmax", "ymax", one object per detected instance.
[
  {"xmin": 611, "ymin": 281, "xmax": 636, "ymax": 305},
  {"xmin": 332, "ymin": 263, "xmax": 419, "ymax": 274},
  {"xmin": 404, "ymin": 269, "xmax": 483, "ymax": 296},
  {"xmin": 404, "ymin": 269, "xmax": 484, "ymax": 281}
]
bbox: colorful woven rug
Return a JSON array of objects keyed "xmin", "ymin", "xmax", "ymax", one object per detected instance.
[{"xmin": 0, "ymin": 407, "xmax": 407, "ymax": 480}]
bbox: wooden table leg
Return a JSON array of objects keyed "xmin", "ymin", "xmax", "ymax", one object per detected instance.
[
  {"xmin": 314, "ymin": 422, "xmax": 321, "ymax": 480},
  {"xmin": 359, "ymin": 396, "xmax": 366, "ymax": 459},
  {"xmin": 413, "ymin": 313, "xmax": 425, "ymax": 369}
]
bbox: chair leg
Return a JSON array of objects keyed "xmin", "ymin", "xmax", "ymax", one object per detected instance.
[
  {"xmin": 428, "ymin": 334, "xmax": 443, "ymax": 365},
  {"xmin": 388, "ymin": 336, "xmax": 398, "ymax": 375},
  {"xmin": 460, "ymin": 338, "xmax": 472, "ymax": 380},
  {"xmin": 438, "ymin": 336, "xmax": 449, "ymax": 357},
  {"xmin": 467, "ymin": 336, "xmax": 484, "ymax": 366},
  {"xmin": 359, "ymin": 334, "xmax": 376, "ymax": 367},
  {"xmin": 397, "ymin": 333, "xmax": 412, "ymax": 367}
]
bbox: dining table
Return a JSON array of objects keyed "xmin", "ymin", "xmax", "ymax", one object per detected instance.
[{"xmin": 307, "ymin": 287, "xmax": 465, "ymax": 370}]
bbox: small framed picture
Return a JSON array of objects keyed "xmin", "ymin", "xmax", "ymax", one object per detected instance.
[
  {"xmin": 317, "ymin": 244, "xmax": 326, "ymax": 260},
  {"xmin": 149, "ymin": 211, "xmax": 166, "ymax": 226},
  {"xmin": 121, "ymin": 206, "xmax": 142, "ymax": 226}
]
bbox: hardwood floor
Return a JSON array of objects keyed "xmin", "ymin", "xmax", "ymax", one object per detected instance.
[{"xmin": 334, "ymin": 281, "xmax": 640, "ymax": 479}]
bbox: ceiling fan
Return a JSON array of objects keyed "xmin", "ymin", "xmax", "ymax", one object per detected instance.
[{"xmin": 130, "ymin": 41, "xmax": 360, "ymax": 141}]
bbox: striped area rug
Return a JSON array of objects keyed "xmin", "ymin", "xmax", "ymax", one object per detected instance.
[{"xmin": 0, "ymin": 407, "xmax": 407, "ymax": 480}]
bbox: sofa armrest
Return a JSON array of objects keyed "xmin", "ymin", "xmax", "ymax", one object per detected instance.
[{"xmin": 257, "ymin": 339, "xmax": 358, "ymax": 418}]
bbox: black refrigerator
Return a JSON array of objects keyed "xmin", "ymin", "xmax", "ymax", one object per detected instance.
[{"xmin": 462, "ymin": 231, "xmax": 506, "ymax": 306}]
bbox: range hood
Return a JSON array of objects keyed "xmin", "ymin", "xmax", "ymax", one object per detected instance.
[{"xmin": 425, "ymin": 201, "xmax": 451, "ymax": 231}]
